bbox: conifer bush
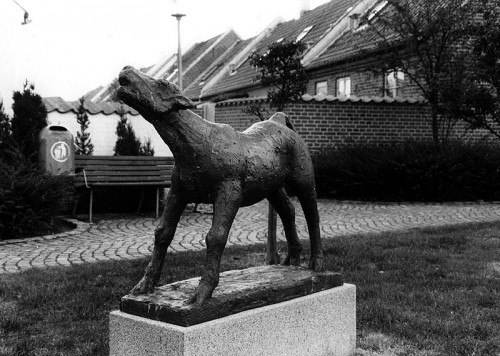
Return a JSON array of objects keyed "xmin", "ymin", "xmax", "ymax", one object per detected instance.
[{"xmin": 0, "ymin": 159, "xmax": 75, "ymax": 240}]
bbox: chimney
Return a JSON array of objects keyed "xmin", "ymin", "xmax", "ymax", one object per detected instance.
[{"xmin": 300, "ymin": 0, "xmax": 310, "ymax": 17}]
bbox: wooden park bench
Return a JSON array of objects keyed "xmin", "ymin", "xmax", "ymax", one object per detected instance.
[{"xmin": 74, "ymin": 156, "xmax": 174, "ymax": 222}]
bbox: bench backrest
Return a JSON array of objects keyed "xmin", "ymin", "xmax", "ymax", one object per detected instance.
[{"xmin": 74, "ymin": 156, "xmax": 175, "ymax": 187}]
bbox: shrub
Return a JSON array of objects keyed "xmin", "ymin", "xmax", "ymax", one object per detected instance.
[
  {"xmin": 313, "ymin": 141, "xmax": 500, "ymax": 202},
  {"xmin": 0, "ymin": 159, "xmax": 76, "ymax": 240},
  {"xmin": 11, "ymin": 82, "xmax": 48, "ymax": 163}
]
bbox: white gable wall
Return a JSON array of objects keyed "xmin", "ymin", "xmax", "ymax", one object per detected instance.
[{"xmin": 47, "ymin": 111, "xmax": 172, "ymax": 157}]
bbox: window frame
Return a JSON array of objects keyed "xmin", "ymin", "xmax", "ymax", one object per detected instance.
[
  {"xmin": 315, "ymin": 80, "xmax": 328, "ymax": 96},
  {"xmin": 384, "ymin": 69, "xmax": 405, "ymax": 98},
  {"xmin": 336, "ymin": 76, "xmax": 351, "ymax": 97}
]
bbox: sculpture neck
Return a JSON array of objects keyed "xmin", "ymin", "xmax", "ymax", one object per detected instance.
[{"xmin": 155, "ymin": 110, "xmax": 210, "ymax": 161}]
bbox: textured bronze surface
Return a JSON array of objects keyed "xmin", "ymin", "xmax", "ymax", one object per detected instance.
[
  {"xmin": 118, "ymin": 66, "xmax": 324, "ymax": 305},
  {"xmin": 120, "ymin": 265, "xmax": 343, "ymax": 326}
]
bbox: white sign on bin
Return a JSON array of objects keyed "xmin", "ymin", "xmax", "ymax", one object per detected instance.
[{"xmin": 50, "ymin": 141, "xmax": 70, "ymax": 162}]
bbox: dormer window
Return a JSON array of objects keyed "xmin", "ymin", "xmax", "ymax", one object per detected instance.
[
  {"xmin": 367, "ymin": 0, "xmax": 388, "ymax": 21},
  {"xmin": 349, "ymin": 14, "xmax": 360, "ymax": 30},
  {"xmin": 229, "ymin": 63, "xmax": 237, "ymax": 75},
  {"xmin": 166, "ymin": 68, "xmax": 178, "ymax": 81},
  {"xmin": 296, "ymin": 25, "xmax": 313, "ymax": 42}
]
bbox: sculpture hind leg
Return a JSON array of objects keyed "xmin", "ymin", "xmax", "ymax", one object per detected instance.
[
  {"xmin": 296, "ymin": 187, "xmax": 324, "ymax": 271},
  {"xmin": 267, "ymin": 188, "xmax": 302, "ymax": 266},
  {"xmin": 131, "ymin": 186, "xmax": 187, "ymax": 294},
  {"xmin": 287, "ymin": 168, "xmax": 324, "ymax": 272}
]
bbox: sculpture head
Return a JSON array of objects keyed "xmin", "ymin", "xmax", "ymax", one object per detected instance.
[{"xmin": 117, "ymin": 66, "xmax": 195, "ymax": 121}]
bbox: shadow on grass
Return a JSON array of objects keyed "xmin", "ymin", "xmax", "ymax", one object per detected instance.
[{"xmin": 1, "ymin": 222, "xmax": 499, "ymax": 355}]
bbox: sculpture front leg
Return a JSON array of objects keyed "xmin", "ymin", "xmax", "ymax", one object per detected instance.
[
  {"xmin": 188, "ymin": 182, "xmax": 242, "ymax": 305},
  {"xmin": 131, "ymin": 188, "xmax": 187, "ymax": 294}
]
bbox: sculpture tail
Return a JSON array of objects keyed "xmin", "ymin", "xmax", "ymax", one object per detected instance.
[{"xmin": 269, "ymin": 112, "xmax": 295, "ymax": 131}]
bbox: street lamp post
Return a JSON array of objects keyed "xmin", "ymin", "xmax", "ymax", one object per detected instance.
[{"xmin": 171, "ymin": 12, "xmax": 185, "ymax": 91}]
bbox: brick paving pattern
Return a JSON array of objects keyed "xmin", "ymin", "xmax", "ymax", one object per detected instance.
[{"xmin": 2, "ymin": 200, "xmax": 500, "ymax": 274}]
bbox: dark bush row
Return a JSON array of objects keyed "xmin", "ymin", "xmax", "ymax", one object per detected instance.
[
  {"xmin": 0, "ymin": 160, "xmax": 76, "ymax": 240},
  {"xmin": 313, "ymin": 141, "xmax": 500, "ymax": 202}
]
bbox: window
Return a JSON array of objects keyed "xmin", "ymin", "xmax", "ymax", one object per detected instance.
[
  {"xmin": 367, "ymin": 0, "xmax": 388, "ymax": 21},
  {"xmin": 296, "ymin": 25, "xmax": 313, "ymax": 42},
  {"xmin": 385, "ymin": 70, "xmax": 405, "ymax": 97},
  {"xmin": 336, "ymin": 77, "xmax": 351, "ymax": 97},
  {"xmin": 315, "ymin": 81, "xmax": 328, "ymax": 95}
]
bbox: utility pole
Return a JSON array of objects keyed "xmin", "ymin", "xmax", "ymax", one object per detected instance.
[{"xmin": 171, "ymin": 11, "xmax": 185, "ymax": 91}]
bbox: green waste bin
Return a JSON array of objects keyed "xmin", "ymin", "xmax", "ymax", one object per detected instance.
[{"xmin": 39, "ymin": 125, "xmax": 75, "ymax": 175}]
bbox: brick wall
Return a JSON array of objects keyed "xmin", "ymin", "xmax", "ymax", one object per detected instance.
[{"xmin": 214, "ymin": 97, "xmax": 493, "ymax": 153}]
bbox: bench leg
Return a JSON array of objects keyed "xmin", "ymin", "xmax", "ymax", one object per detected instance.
[
  {"xmin": 137, "ymin": 190, "xmax": 146, "ymax": 214},
  {"xmin": 89, "ymin": 188, "xmax": 94, "ymax": 223},
  {"xmin": 72, "ymin": 195, "xmax": 79, "ymax": 217},
  {"xmin": 156, "ymin": 187, "xmax": 160, "ymax": 218}
]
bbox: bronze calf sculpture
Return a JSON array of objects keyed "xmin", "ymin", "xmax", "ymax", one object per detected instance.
[{"xmin": 117, "ymin": 66, "xmax": 323, "ymax": 305}]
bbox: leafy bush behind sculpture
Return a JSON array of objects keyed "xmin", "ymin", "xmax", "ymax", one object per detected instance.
[{"xmin": 313, "ymin": 141, "xmax": 500, "ymax": 202}]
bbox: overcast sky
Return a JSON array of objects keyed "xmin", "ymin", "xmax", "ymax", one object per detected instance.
[{"xmin": 0, "ymin": 0, "xmax": 329, "ymax": 113}]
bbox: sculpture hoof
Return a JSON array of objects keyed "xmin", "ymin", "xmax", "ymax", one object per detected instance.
[
  {"xmin": 308, "ymin": 256, "xmax": 324, "ymax": 272},
  {"xmin": 187, "ymin": 286, "xmax": 213, "ymax": 306},
  {"xmin": 282, "ymin": 254, "xmax": 301, "ymax": 267},
  {"xmin": 130, "ymin": 277, "xmax": 154, "ymax": 295}
]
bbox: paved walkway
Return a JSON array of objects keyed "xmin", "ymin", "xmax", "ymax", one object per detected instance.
[{"xmin": 2, "ymin": 200, "xmax": 500, "ymax": 274}]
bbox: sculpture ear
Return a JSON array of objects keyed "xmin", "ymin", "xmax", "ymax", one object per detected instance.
[{"xmin": 173, "ymin": 94, "xmax": 196, "ymax": 110}]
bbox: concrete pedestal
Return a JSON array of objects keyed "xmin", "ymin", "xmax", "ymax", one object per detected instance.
[{"xmin": 110, "ymin": 283, "xmax": 356, "ymax": 356}]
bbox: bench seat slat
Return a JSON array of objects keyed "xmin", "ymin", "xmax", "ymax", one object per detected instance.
[
  {"xmin": 75, "ymin": 157, "xmax": 174, "ymax": 165},
  {"xmin": 79, "ymin": 170, "xmax": 172, "ymax": 177},
  {"xmin": 75, "ymin": 175, "xmax": 170, "ymax": 182},
  {"xmin": 76, "ymin": 165, "xmax": 173, "ymax": 171},
  {"xmin": 74, "ymin": 182, "xmax": 171, "ymax": 187}
]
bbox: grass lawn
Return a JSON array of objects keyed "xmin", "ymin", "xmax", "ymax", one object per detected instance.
[{"xmin": 1, "ymin": 222, "xmax": 499, "ymax": 356}]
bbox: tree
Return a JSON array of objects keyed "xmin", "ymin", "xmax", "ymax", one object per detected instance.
[
  {"xmin": 114, "ymin": 108, "xmax": 142, "ymax": 156},
  {"xmin": 114, "ymin": 107, "xmax": 154, "ymax": 156},
  {"xmin": 241, "ymin": 103, "xmax": 269, "ymax": 122},
  {"xmin": 448, "ymin": 2, "xmax": 500, "ymax": 139},
  {"xmin": 0, "ymin": 102, "xmax": 11, "ymax": 152},
  {"xmin": 11, "ymin": 81, "xmax": 48, "ymax": 162},
  {"xmin": 366, "ymin": 0, "xmax": 478, "ymax": 145},
  {"xmin": 75, "ymin": 97, "xmax": 94, "ymax": 155},
  {"xmin": 140, "ymin": 137, "xmax": 155, "ymax": 156},
  {"xmin": 249, "ymin": 40, "xmax": 308, "ymax": 111},
  {"xmin": 249, "ymin": 40, "xmax": 308, "ymax": 264}
]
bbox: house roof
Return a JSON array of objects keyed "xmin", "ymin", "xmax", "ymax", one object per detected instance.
[
  {"xmin": 201, "ymin": 0, "xmax": 361, "ymax": 99},
  {"xmin": 43, "ymin": 97, "xmax": 139, "ymax": 116},
  {"xmin": 87, "ymin": 30, "xmax": 241, "ymax": 103},
  {"xmin": 75, "ymin": 0, "xmax": 426, "ymax": 105},
  {"xmin": 308, "ymin": 1, "xmax": 395, "ymax": 68},
  {"xmin": 183, "ymin": 37, "xmax": 255, "ymax": 100}
]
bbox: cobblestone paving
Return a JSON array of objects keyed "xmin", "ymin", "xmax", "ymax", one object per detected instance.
[{"xmin": 2, "ymin": 200, "xmax": 500, "ymax": 274}]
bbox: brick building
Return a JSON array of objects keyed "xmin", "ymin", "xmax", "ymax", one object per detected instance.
[{"xmin": 45, "ymin": 0, "xmax": 491, "ymax": 155}]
